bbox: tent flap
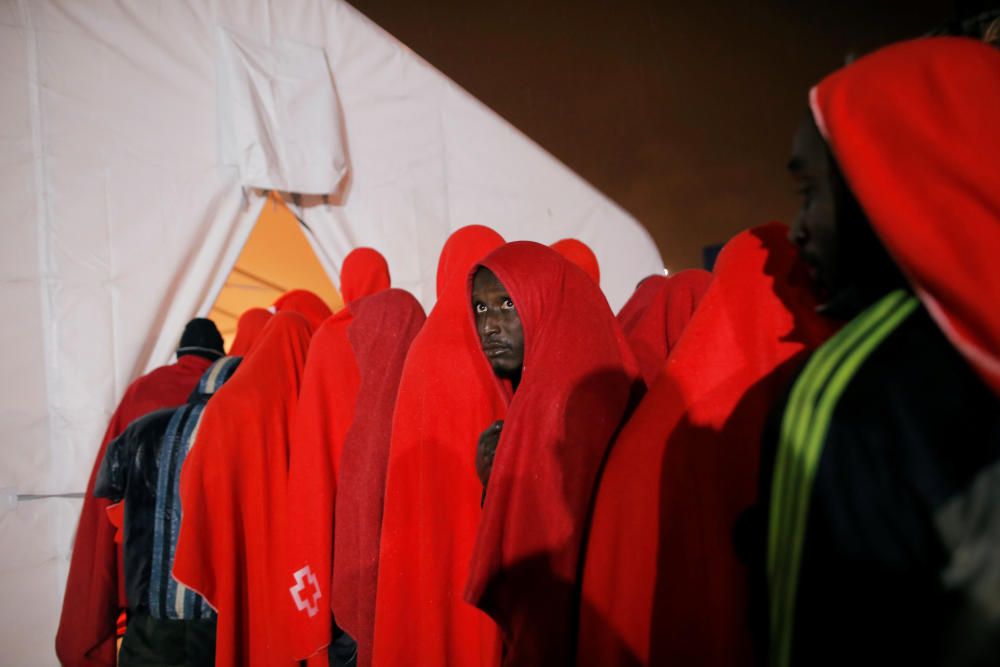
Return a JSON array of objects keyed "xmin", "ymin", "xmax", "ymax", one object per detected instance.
[{"xmin": 217, "ymin": 26, "xmax": 350, "ymax": 195}]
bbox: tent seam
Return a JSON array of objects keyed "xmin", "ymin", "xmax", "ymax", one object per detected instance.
[
  {"xmin": 21, "ymin": 0, "xmax": 60, "ymax": 495},
  {"xmin": 104, "ymin": 167, "xmax": 122, "ymax": 403}
]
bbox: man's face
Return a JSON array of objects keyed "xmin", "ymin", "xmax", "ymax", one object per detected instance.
[
  {"xmin": 788, "ymin": 114, "xmax": 842, "ymax": 300},
  {"xmin": 472, "ymin": 268, "xmax": 525, "ymax": 378}
]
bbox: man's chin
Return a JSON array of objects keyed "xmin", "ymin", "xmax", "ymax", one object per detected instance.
[
  {"xmin": 815, "ymin": 282, "xmax": 867, "ymax": 321},
  {"xmin": 491, "ymin": 363, "xmax": 513, "ymax": 375},
  {"xmin": 491, "ymin": 361, "xmax": 521, "ymax": 379},
  {"xmin": 809, "ymin": 278, "xmax": 832, "ymax": 307}
]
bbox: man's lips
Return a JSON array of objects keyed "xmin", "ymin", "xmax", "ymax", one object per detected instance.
[
  {"xmin": 482, "ymin": 342, "xmax": 511, "ymax": 357},
  {"xmin": 805, "ymin": 262, "xmax": 819, "ymax": 282},
  {"xmin": 798, "ymin": 249, "xmax": 822, "ymax": 280},
  {"xmin": 796, "ymin": 250, "xmax": 833, "ymax": 302}
]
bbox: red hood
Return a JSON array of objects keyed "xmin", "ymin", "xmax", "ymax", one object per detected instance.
[
  {"xmin": 617, "ymin": 269, "xmax": 713, "ymax": 385},
  {"xmin": 229, "ymin": 307, "xmax": 272, "ymax": 357},
  {"xmin": 551, "ymin": 238, "xmax": 601, "ymax": 286},
  {"xmin": 273, "ymin": 289, "xmax": 333, "ymax": 329},
  {"xmin": 340, "ymin": 247, "xmax": 390, "ymax": 305},
  {"xmin": 811, "ymin": 37, "xmax": 1000, "ymax": 396}
]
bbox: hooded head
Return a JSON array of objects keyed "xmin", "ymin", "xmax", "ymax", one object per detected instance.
[
  {"xmin": 340, "ymin": 248, "xmax": 391, "ymax": 305},
  {"xmin": 616, "ymin": 269, "xmax": 713, "ymax": 385},
  {"xmin": 177, "ymin": 318, "xmax": 225, "ymax": 361},
  {"xmin": 273, "ymin": 289, "xmax": 333, "ymax": 329},
  {"xmin": 436, "ymin": 226, "xmax": 506, "ymax": 301},
  {"xmin": 799, "ymin": 37, "xmax": 1000, "ymax": 394},
  {"xmin": 229, "ymin": 308, "xmax": 272, "ymax": 357},
  {"xmin": 786, "ymin": 112, "xmax": 905, "ymax": 319},
  {"xmin": 469, "ymin": 242, "xmax": 633, "ymax": 392},
  {"xmin": 550, "ymin": 238, "xmax": 601, "ymax": 286},
  {"xmin": 472, "ymin": 267, "xmax": 525, "ymax": 386}
]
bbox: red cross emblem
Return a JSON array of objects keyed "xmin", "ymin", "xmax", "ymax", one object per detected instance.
[{"xmin": 289, "ymin": 565, "xmax": 322, "ymax": 617}]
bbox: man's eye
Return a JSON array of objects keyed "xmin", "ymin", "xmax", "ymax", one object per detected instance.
[
  {"xmin": 502, "ymin": 299, "xmax": 515, "ymax": 310},
  {"xmin": 475, "ymin": 303, "xmax": 487, "ymax": 313}
]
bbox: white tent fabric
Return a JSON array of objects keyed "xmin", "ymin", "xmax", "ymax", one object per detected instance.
[
  {"xmin": 0, "ymin": 0, "xmax": 662, "ymax": 663},
  {"xmin": 217, "ymin": 25, "xmax": 349, "ymax": 195}
]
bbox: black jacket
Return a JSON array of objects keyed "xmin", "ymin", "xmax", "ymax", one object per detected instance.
[
  {"xmin": 96, "ymin": 406, "xmax": 175, "ymax": 614},
  {"xmin": 95, "ymin": 355, "xmax": 241, "ymax": 618},
  {"xmin": 750, "ymin": 304, "xmax": 1000, "ymax": 667}
]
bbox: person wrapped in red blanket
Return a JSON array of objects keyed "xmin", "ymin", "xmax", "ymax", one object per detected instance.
[
  {"xmin": 57, "ymin": 318, "xmax": 225, "ymax": 667},
  {"xmin": 173, "ymin": 312, "xmax": 313, "ymax": 667},
  {"xmin": 579, "ymin": 223, "xmax": 832, "ymax": 667},
  {"xmin": 282, "ymin": 248, "xmax": 391, "ymax": 664},
  {"xmin": 332, "ymin": 289, "xmax": 425, "ymax": 667},
  {"xmin": 372, "ymin": 226, "xmax": 507, "ymax": 667},
  {"xmin": 466, "ymin": 241, "xmax": 643, "ymax": 665},
  {"xmin": 760, "ymin": 38, "xmax": 1000, "ymax": 667}
]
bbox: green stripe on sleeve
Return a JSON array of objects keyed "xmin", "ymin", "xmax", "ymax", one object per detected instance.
[{"xmin": 768, "ymin": 290, "xmax": 918, "ymax": 667}]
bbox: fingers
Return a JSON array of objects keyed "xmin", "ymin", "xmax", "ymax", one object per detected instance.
[{"xmin": 479, "ymin": 420, "xmax": 504, "ymax": 442}]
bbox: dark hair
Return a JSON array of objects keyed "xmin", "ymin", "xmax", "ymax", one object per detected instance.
[
  {"xmin": 926, "ymin": 9, "xmax": 1000, "ymax": 48},
  {"xmin": 819, "ymin": 142, "xmax": 909, "ymax": 318},
  {"xmin": 177, "ymin": 318, "xmax": 225, "ymax": 360}
]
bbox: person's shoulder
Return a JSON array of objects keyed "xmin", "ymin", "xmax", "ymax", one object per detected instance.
[
  {"xmin": 843, "ymin": 305, "xmax": 990, "ymax": 413},
  {"xmin": 122, "ymin": 362, "xmax": 177, "ymax": 397},
  {"xmin": 117, "ymin": 406, "xmax": 177, "ymax": 443},
  {"xmin": 833, "ymin": 305, "xmax": 1000, "ymax": 485},
  {"xmin": 135, "ymin": 360, "xmax": 179, "ymax": 380}
]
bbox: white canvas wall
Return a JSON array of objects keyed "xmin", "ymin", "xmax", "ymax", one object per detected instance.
[{"xmin": 0, "ymin": 0, "xmax": 663, "ymax": 663}]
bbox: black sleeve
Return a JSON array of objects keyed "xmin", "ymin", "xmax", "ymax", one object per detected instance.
[
  {"xmin": 94, "ymin": 428, "xmax": 130, "ymax": 502},
  {"xmin": 934, "ymin": 442, "xmax": 1000, "ymax": 666}
]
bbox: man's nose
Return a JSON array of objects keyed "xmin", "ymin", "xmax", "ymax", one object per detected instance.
[
  {"xmin": 482, "ymin": 313, "xmax": 501, "ymax": 335},
  {"xmin": 789, "ymin": 215, "xmax": 809, "ymax": 247}
]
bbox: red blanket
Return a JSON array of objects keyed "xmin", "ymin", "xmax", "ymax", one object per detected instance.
[
  {"xmin": 617, "ymin": 270, "xmax": 713, "ymax": 386},
  {"xmin": 173, "ymin": 313, "xmax": 313, "ymax": 667},
  {"xmin": 282, "ymin": 248, "xmax": 392, "ymax": 661},
  {"xmin": 274, "ymin": 289, "xmax": 333, "ymax": 329},
  {"xmin": 810, "ymin": 37, "xmax": 1000, "ymax": 397},
  {"xmin": 339, "ymin": 248, "xmax": 391, "ymax": 304},
  {"xmin": 373, "ymin": 226, "xmax": 507, "ymax": 667},
  {"xmin": 464, "ymin": 241, "xmax": 643, "ymax": 666},
  {"xmin": 579, "ymin": 223, "xmax": 833, "ymax": 666},
  {"xmin": 332, "ymin": 289, "xmax": 425, "ymax": 667},
  {"xmin": 229, "ymin": 307, "xmax": 272, "ymax": 356},
  {"xmin": 551, "ymin": 238, "xmax": 601, "ymax": 285},
  {"xmin": 56, "ymin": 354, "xmax": 212, "ymax": 667}
]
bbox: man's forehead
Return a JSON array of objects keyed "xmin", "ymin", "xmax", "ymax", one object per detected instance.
[
  {"xmin": 473, "ymin": 267, "xmax": 509, "ymax": 293},
  {"xmin": 789, "ymin": 116, "xmax": 826, "ymax": 174}
]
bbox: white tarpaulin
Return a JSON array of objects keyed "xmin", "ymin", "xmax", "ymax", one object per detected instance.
[
  {"xmin": 217, "ymin": 25, "xmax": 349, "ymax": 195},
  {"xmin": 0, "ymin": 0, "xmax": 663, "ymax": 663}
]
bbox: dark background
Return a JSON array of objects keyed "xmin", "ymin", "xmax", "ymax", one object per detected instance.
[{"xmin": 353, "ymin": 0, "xmax": 989, "ymax": 270}]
